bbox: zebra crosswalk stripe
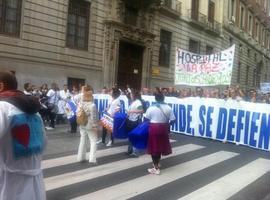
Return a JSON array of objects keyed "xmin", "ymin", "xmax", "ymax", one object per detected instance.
[
  {"xmin": 71, "ymin": 151, "xmax": 238, "ymax": 200},
  {"xmin": 179, "ymin": 158, "xmax": 270, "ymax": 200},
  {"xmin": 42, "ymin": 139, "xmax": 177, "ymax": 169},
  {"xmin": 45, "ymin": 143, "xmax": 204, "ymax": 191}
]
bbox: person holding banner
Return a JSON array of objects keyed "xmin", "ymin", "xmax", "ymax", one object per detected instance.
[
  {"xmin": 126, "ymin": 89, "xmax": 144, "ymax": 157},
  {"xmin": 145, "ymin": 90, "xmax": 175, "ymax": 175},
  {"xmin": 101, "ymin": 87, "xmax": 121, "ymax": 147}
]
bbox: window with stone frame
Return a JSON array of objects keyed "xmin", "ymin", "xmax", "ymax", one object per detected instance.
[
  {"xmin": 159, "ymin": 29, "xmax": 172, "ymax": 67},
  {"xmin": 240, "ymin": 5, "xmax": 245, "ymax": 30},
  {"xmin": 191, "ymin": 0, "xmax": 199, "ymax": 20},
  {"xmin": 66, "ymin": 0, "xmax": 90, "ymax": 50},
  {"xmin": 124, "ymin": 3, "xmax": 138, "ymax": 26},
  {"xmin": 0, "ymin": 0, "xmax": 22, "ymax": 37},
  {"xmin": 248, "ymin": 13, "xmax": 253, "ymax": 35},
  {"xmin": 208, "ymin": 0, "xmax": 215, "ymax": 23},
  {"xmin": 189, "ymin": 39, "xmax": 200, "ymax": 54},
  {"xmin": 206, "ymin": 45, "xmax": 213, "ymax": 55}
]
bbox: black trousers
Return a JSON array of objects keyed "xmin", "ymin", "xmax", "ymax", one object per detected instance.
[
  {"xmin": 70, "ymin": 120, "xmax": 77, "ymax": 133},
  {"xmin": 48, "ymin": 111, "xmax": 56, "ymax": 128},
  {"xmin": 102, "ymin": 127, "xmax": 113, "ymax": 143},
  {"xmin": 151, "ymin": 155, "xmax": 161, "ymax": 167}
]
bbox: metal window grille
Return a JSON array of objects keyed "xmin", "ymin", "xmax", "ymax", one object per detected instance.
[
  {"xmin": 0, "ymin": 0, "xmax": 22, "ymax": 37},
  {"xmin": 66, "ymin": 0, "xmax": 90, "ymax": 50}
]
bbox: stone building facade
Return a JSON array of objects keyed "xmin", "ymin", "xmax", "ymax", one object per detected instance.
[{"xmin": 0, "ymin": 0, "xmax": 269, "ymax": 91}]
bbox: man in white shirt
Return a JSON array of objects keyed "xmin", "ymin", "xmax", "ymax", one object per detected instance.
[
  {"xmin": 59, "ymin": 84, "xmax": 71, "ymax": 100},
  {"xmin": 46, "ymin": 83, "xmax": 60, "ymax": 130}
]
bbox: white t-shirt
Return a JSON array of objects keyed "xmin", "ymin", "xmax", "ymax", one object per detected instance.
[
  {"xmin": 128, "ymin": 99, "xmax": 143, "ymax": 121},
  {"xmin": 47, "ymin": 89, "xmax": 60, "ymax": 104},
  {"xmin": 59, "ymin": 90, "xmax": 71, "ymax": 100},
  {"xmin": 145, "ymin": 104, "xmax": 176, "ymax": 123},
  {"xmin": 107, "ymin": 98, "xmax": 120, "ymax": 117}
]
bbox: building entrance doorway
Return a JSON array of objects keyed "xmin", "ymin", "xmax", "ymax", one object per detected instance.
[
  {"xmin": 117, "ymin": 41, "xmax": 144, "ymax": 90},
  {"xmin": 67, "ymin": 77, "xmax": 85, "ymax": 93}
]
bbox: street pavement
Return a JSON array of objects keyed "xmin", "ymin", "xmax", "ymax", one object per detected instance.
[{"xmin": 44, "ymin": 125, "xmax": 270, "ymax": 200}]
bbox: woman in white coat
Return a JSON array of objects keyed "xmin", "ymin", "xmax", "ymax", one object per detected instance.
[{"xmin": 77, "ymin": 85, "xmax": 98, "ymax": 163}]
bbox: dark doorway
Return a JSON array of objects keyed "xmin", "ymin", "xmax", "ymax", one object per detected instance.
[
  {"xmin": 117, "ymin": 41, "xmax": 144, "ymax": 90},
  {"xmin": 67, "ymin": 77, "xmax": 85, "ymax": 93}
]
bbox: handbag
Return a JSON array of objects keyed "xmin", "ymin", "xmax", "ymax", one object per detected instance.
[{"xmin": 128, "ymin": 121, "xmax": 149, "ymax": 149}]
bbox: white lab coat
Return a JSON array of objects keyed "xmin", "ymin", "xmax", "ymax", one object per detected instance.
[{"xmin": 0, "ymin": 101, "xmax": 46, "ymax": 200}]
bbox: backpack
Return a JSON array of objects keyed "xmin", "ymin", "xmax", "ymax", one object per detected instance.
[
  {"xmin": 76, "ymin": 106, "xmax": 88, "ymax": 126},
  {"xmin": 11, "ymin": 113, "xmax": 45, "ymax": 159}
]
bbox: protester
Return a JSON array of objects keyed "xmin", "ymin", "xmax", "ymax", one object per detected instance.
[
  {"xmin": 126, "ymin": 89, "xmax": 144, "ymax": 157},
  {"xmin": 77, "ymin": 85, "xmax": 98, "ymax": 163},
  {"xmin": 101, "ymin": 87, "xmax": 121, "ymax": 147},
  {"xmin": 144, "ymin": 89, "xmax": 176, "ymax": 175},
  {"xmin": 46, "ymin": 83, "xmax": 60, "ymax": 130},
  {"xmin": 195, "ymin": 87, "xmax": 204, "ymax": 98},
  {"xmin": 56, "ymin": 84, "xmax": 71, "ymax": 124},
  {"xmin": 65, "ymin": 96, "xmax": 78, "ymax": 133},
  {"xmin": 0, "ymin": 71, "xmax": 46, "ymax": 200},
  {"xmin": 96, "ymin": 87, "xmax": 109, "ymax": 144},
  {"xmin": 23, "ymin": 82, "xmax": 32, "ymax": 95},
  {"xmin": 40, "ymin": 83, "xmax": 48, "ymax": 96},
  {"xmin": 167, "ymin": 87, "xmax": 179, "ymax": 97}
]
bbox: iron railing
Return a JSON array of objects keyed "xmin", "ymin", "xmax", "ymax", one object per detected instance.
[
  {"xmin": 161, "ymin": 0, "xmax": 181, "ymax": 15},
  {"xmin": 206, "ymin": 20, "xmax": 221, "ymax": 34},
  {"xmin": 188, "ymin": 9, "xmax": 207, "ymax": 26}
]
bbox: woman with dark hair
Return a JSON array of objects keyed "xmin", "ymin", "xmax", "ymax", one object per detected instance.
[
  {"xmin": 102, "ymin": 87, "xmax": 121, "ymax": 147},
  {"xmin": 126, "ymin": 89, "xmax": 144, "ymax": 157},
  {"xmin": 144, "ymin": 91, "xmax": 175, "ymax": 175}
]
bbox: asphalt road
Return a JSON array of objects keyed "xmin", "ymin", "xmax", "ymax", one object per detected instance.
[{"xmin": 43, "ymin": 125, "xmax": 270, "ymax": 200}]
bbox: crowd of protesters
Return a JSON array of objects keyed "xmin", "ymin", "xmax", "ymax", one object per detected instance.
[
  {"xmin": 141, "ymin": 85, "xmax": 269, "ymax": 103},
  {"xmin": 20, "ymin": 82, "xmax": 270, "ymax": 132}
]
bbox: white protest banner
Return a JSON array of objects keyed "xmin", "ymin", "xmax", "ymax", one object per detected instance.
[
  {"xmin": 260, "ymin": 82, "xmax": 270, "ymax": 93},
  {"xmin": 94, "ymin": 94, "xmax": 270, "ymax": 152},
  {"xmin": 175, "ymin": 45, "xmax": 235, "ymax": 86}
]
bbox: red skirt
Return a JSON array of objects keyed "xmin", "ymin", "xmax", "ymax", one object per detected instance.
[{"xmin": 147, "ymin": 123, "xmax": 172, "ymax": 156}]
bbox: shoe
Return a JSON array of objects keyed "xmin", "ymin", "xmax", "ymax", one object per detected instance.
[
  {"xmin": 106, "ymin": 140, "xmax": 112, "ymax": 147},
  {"xmin": 45, "ymin": 126, "xmax": 54, "ymax": 130},
  {"xmin": 235, "ymin": 142, "xmax": 240, "ymax": 145},
  {"xmin": 129, "ymin": 153, "xmax": 139, "ymax": 158},
  {"xmin": 96, "ymin": 139, "xmax": 102, "ymax": 144},
  {"xmin": 148, "ymin": 167, "xmax": 160, "ymax": 175},
  {"xmin": 89, "ymin": 160, "xmax": 97, "ymax": 164}
]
